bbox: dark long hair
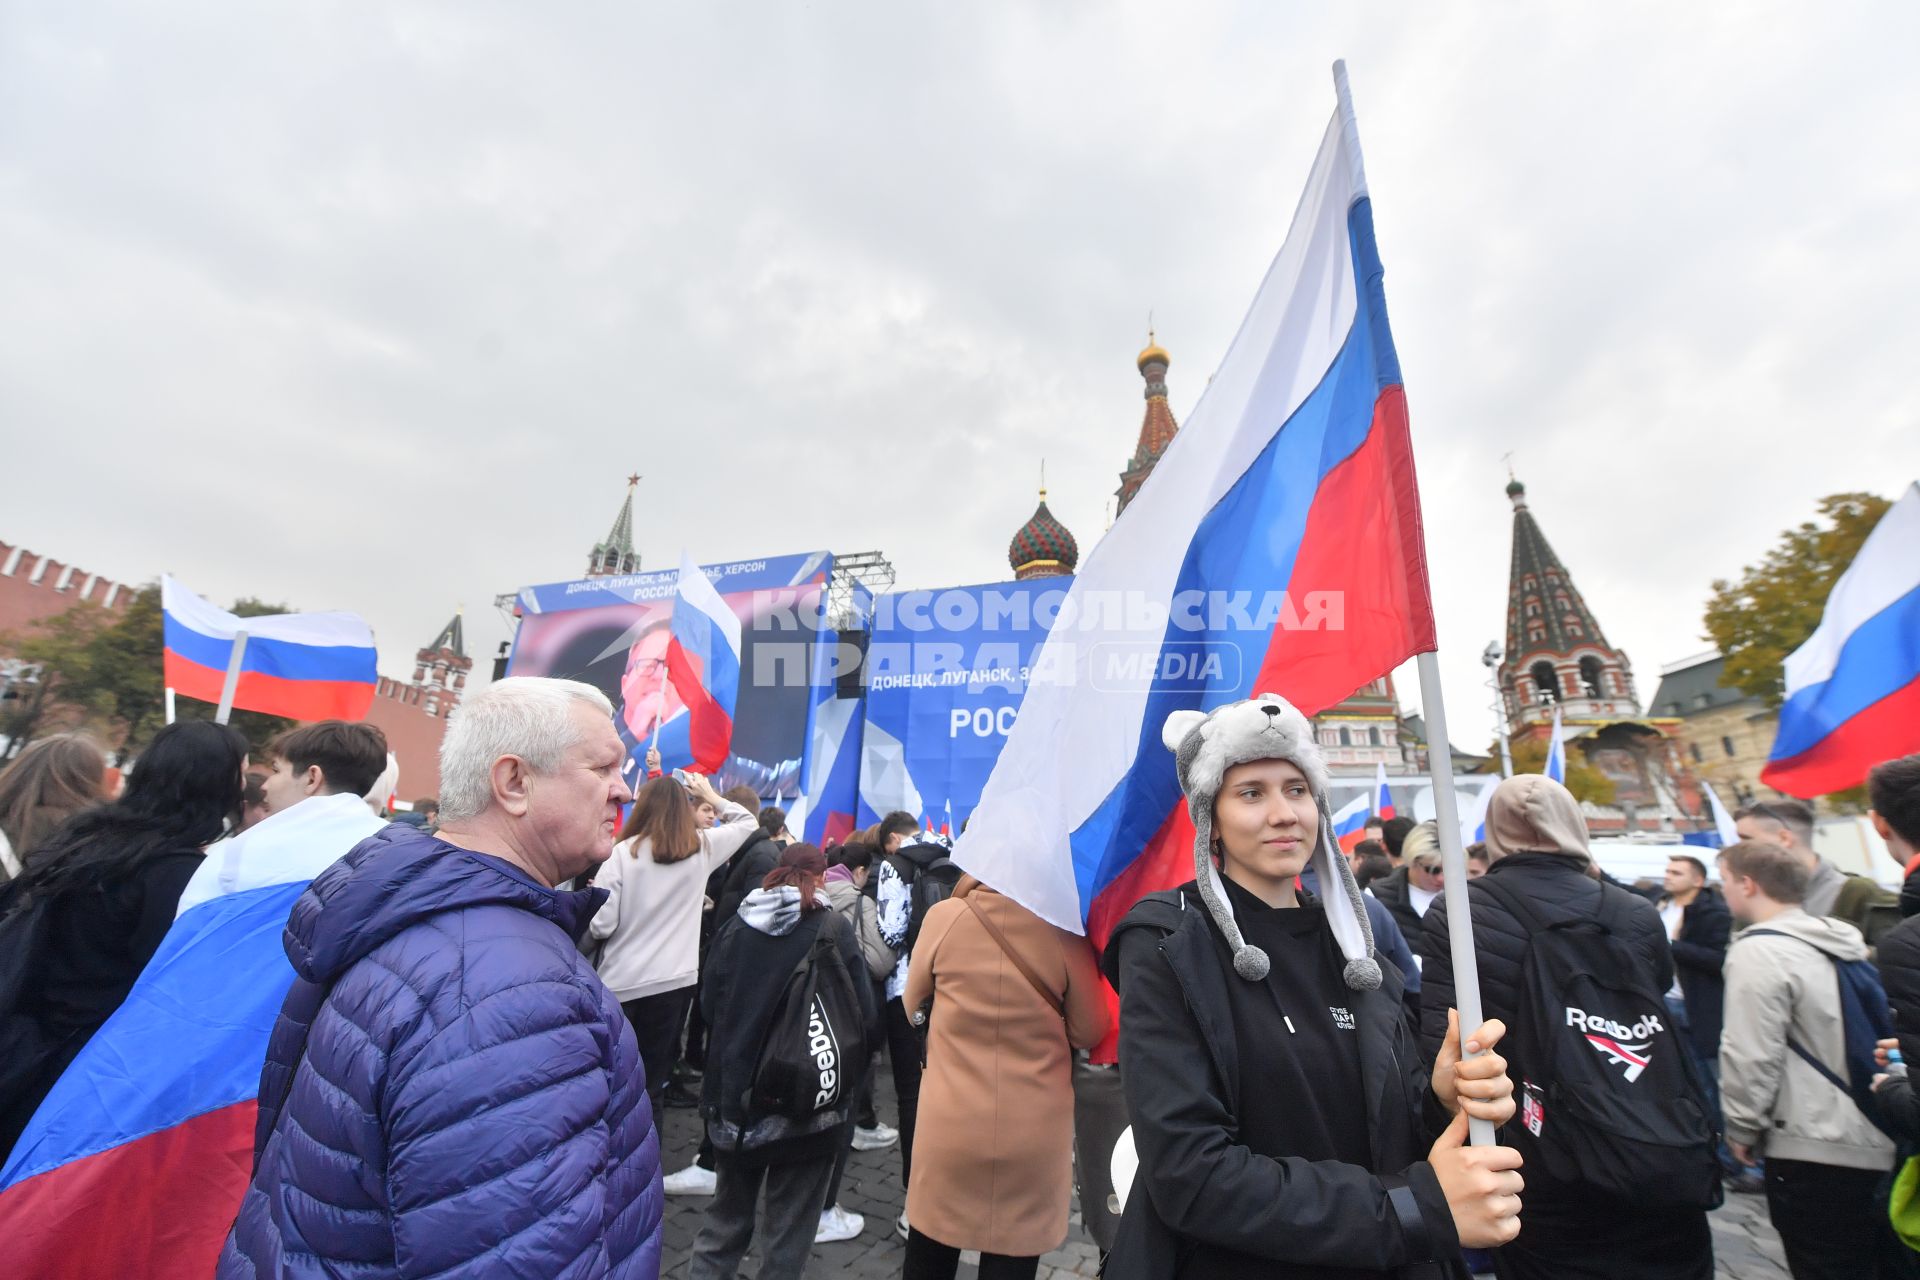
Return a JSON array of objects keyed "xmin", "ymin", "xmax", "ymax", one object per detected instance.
[
  {"xmin": 619, "ymin": 776, "xmax": 700, "ymax": 863},
  {"xmin": 19, "ymin": 720, "xmax": 248, "ymax": 893}
]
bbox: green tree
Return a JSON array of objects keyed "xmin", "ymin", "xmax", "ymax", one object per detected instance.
[
  {"xmin": 1503, "ymin": 735, "xmax": 1617, "ymax": 807},
  {"xmin": 1704, "ymin": 492, "xmax": 1893, "ymax": 706}
]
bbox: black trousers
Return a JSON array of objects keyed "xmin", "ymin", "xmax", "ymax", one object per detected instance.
[
  {"xmin": 1766, "ymin": 1157, "xmax": 1907, "ymax": 1280},
  {"xmin": 885, "ymin": 996, "xmax": 923, "ymax": 1191},
  {"xmin": 622, "ymin": 987, "xmax": 693, "ymax": 1139},
  {"xmin": 1493, "ymin": 1192, "xmax": 1710, "ymax": 1280},
  {"xmin": 902, "ymin": 1227, "xmax": 1038, "ymax": 1280}
]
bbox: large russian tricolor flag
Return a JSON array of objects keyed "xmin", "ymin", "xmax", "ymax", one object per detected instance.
[
  {"xmin": 1763, "ymin": 482, "xmax": 1920, "ymax": 797},
  {"xmin": 0, "ymin": 795, "xmax": 385, "ymax": 1279},
  {"xmin": 162, "ymin": 575, "xmax": 378, "ymax": 721},
  {"xmin": 666, "ymin": 551, "xmax": 744, "ymax": 773},
  {"xmin": 955, "ymin": 64, "xmax": 1436, "ymax": 1055}
]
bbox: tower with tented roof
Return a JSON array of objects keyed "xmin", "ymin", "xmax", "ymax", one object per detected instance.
[
  {"xmin": 588, "ymin": 475, "xmax": 641, "ymax": 578},
  {"xmin": 1495, "ymin": 475, "xmax": 1642, "ymax": 734}
]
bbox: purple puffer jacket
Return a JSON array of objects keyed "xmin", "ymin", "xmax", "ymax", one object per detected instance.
[{"xmin": 217, "ymin": 824, "xmax": 662, "ymax": 1280}]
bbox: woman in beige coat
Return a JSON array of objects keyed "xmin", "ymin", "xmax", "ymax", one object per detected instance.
[{"xmin": 903, "ymin": 876, "xmax": 1110, "ymax": 1279}]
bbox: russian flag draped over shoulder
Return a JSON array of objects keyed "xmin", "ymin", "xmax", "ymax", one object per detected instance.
[
  {"xmin": 0, "ymin": 794, "xmax": 387, "ymax": 1280},
  {"xmin": 956, "ymin": 65, "xmax": 1435, "ymax": 985},
  {"xmin": 1762, "ymin": 482, "xmax": 1920, "ymax": 796},
  {"xmin": 162, "ymin": 575, "xmax": 378, "ymax": 721}
]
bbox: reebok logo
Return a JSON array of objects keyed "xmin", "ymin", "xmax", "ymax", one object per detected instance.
[
  {"xmin": 808, "ymin": 1000, "xmax": 842, "ymax": 1109},
  {"xmin": 1567, "ymin": 1006, "xmax": 1660, "ymax": 1083}
]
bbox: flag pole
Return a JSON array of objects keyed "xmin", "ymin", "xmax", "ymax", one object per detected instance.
[
  {"xmin": 1336, "ymin": 57, "xmax": 1495, "ymax": 1145},
  {"xmin": 164, "ymin": 687, "xmax": 176, "ymax": 726},
  {"xmin": 214, "ymin": 631, "xmax": 248, "ymax": 726},
  {"xmin": 1415, "ymin": 650, "xmax": 1498, "ymax": 1147}
]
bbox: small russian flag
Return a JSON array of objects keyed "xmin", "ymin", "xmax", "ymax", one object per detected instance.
[
  {"xmin": 1372, "ymin": 761, "xmax": 1395, "ymax": 821},
  {"xmin": 1545, "ymin": 705, "xmax": 1567, "ymax": 785},
  {"xmin": 162, "ymin": 576, "xmax": 377, "ymax": 721},
  {"xmin": 1332, "ymin": 792, "xmax": 1373, "ymax": 853},
  {"xmin": 666, "ymin": 552, "xmax": 743, "ymax": 774}
]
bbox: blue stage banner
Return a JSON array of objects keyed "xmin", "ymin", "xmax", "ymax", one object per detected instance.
[
  {"xmin": 858, "ymin": 576, "xmax": 1071, "ymax": 832},
  {"xmin": 507, "ymin": 552, "xmax": 832, "ymax": 800}
]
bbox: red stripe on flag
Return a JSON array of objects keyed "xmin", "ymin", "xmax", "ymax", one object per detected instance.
[
  {"xmin": 164, "ymin": 653, "xmax": 375, "ymax": 721},
  {"xmin": 0, "ymin": 1099, "xmax": 256, "ymax": 1279},
  {"xmin": 1249, "ymin": 387, "xmax": 1435, "ymax": 712},
  {"xmin": 1761, "ymin": 674, "xmax": 1920, "ymax": 798}
]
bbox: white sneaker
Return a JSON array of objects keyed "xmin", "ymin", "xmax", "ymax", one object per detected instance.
[
  {"xmin": 661, "ymin": 1163, "xmax": 717, "ymax": 1196},
  {"xmin": 815, "ymin": 1204, "xmax": 865, "ymax": 1243},
  {"xmin": 850, "ymin": 1122, "xmax": 899, "ymax": 1151},
  {"xmin": 897, "ymin": 1210, "xmax": 909, "ymax": 1240}
]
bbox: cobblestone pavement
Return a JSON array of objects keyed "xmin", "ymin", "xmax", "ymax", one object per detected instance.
[{"xmin": 654, "ymin": 1073, "xmax": 1788, "ymax": 1278}]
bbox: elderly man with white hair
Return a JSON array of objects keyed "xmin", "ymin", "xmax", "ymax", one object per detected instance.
[{"xmin": 219, "ymin": 677, "xmax": 663, "ymax": 1280}]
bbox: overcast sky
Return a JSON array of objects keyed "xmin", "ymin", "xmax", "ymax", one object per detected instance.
[{"xmin": 5, "ymin": 1, "xmax": 1917, "ymax": 752}]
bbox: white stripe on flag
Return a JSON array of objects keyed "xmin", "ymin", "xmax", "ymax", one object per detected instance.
[
  {"xmin": 675, "ymin": 552, "xmax": 743, "ymax": 655},
  {"xmin": 162, "ymin": 574, "xmax": 375, "ymax": 650}
]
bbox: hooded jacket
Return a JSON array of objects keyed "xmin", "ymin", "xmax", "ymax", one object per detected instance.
[
  {"xmin": 1102, "ymin": 884, "xmax": 1462, "ymax": 1279},
  {"xmin": 699, "ymin": 886, "xmax": 872, "ymax": 1161},
  {"xmin": 1720, "ymin": 906, "xmax": 1897, "ymax": 1172},
  {"xmin": 217, "ymin": 824, "xmax": 662, "ymax": 1280}
]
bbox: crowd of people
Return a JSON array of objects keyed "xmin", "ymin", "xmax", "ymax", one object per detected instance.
[{"xmin": 2, "ymin": 679, "xmax": 1919, "ymax": 1279}]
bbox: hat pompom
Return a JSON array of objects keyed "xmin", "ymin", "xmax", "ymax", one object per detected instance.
[
  {"xmin": 1234, "ymin": 945, "xmax": 1272, "ymax": 981},
  {"xmin": 1343, "ymin": 956, "xmax": 1383, "ymax": 991}
]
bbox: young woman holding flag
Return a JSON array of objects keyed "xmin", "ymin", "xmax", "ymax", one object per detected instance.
[{"xmin": 1101, "ymin": 694, "xmax": 1523, "ymax": 1279}]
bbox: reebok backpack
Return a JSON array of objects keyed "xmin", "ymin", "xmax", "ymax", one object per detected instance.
[
  {"xmin": 748, "ymin": 915, "xmax": 869, "ymax": 1121},
  {"xmin": 1477, "ymin": 874, "xmax": 1722, "ymax": 1210}
]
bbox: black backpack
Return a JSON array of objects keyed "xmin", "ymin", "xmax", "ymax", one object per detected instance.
[
  {"xmin": 748, "ymin": 914, "xmax": 869, "ymax": 1121},
  {"xmin": 1476, "ymin": 874, "xmax": 1722, "ymax": 1210},
  {"xmin": 907, "ymin": 856, "xmax": 965, "ymax": 954}
]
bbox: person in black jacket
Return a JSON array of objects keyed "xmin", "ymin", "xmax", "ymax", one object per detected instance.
[
  {"xmin": 0, "ymin": 719, "xmax": 247, "ymax": 1155},
  {"xmin": 1104, "ymin": 695, "xmax": 1522, "ymax": 1279},
  {"xmin": 1418, "ymin": 774, "xmax": 1712, "ymax": 1280},
  {"xmin": 693, "ymin": 842, "xmax": 873, "ymax": 1279},
  {"xmin": 1371, "ymin": 821, "xmax": 1445, "ymax": 954}
]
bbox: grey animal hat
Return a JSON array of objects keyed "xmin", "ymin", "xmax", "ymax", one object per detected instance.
[{"xmin": 1163, "ymin": 693, "xmax": 1382, "ymax": 990}]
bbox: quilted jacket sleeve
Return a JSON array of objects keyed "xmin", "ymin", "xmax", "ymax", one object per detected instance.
[{"xmin": 381, "ymin": 935, "xmax": 634, "ymax": 1278}]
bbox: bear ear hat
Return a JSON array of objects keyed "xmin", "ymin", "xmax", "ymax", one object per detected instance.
[
  {"xmin": 1161, "ymin": 695, "xmax": 1381, "ymax": 992},
  {"xmin": 1162, "ymin": 709, "xmax": 1207, "ymax": 752}
]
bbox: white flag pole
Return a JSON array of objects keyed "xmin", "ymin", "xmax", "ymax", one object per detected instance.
[
  {"xmin": 213, "ymin": 631, "xmax": 248, "ymax": 726},
  {"xmin": 164, "ymin": 687, "xmax": 177, "ymax": 726},
  {"xmin": 1335, "ymin": 57, "xmax": 1496, "ymax": 1146},
  {"xmin": 1415, "ymin": 651, "xmax": 1498, "ymax": 1147}
]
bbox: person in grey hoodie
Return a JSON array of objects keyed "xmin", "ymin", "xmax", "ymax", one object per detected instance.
[{"xmin": 1719, "ymin": 837, "xmax": 1900, "ymax": 1280}]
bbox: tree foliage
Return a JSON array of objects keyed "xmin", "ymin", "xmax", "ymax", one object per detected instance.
[
  {"xmin": 1704, "ymin": 492, "xmax": 1893, "ymax": 707},
  {"xmin": 1, "ymin": 584, "xmax": 299, "ymax": 757}
]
